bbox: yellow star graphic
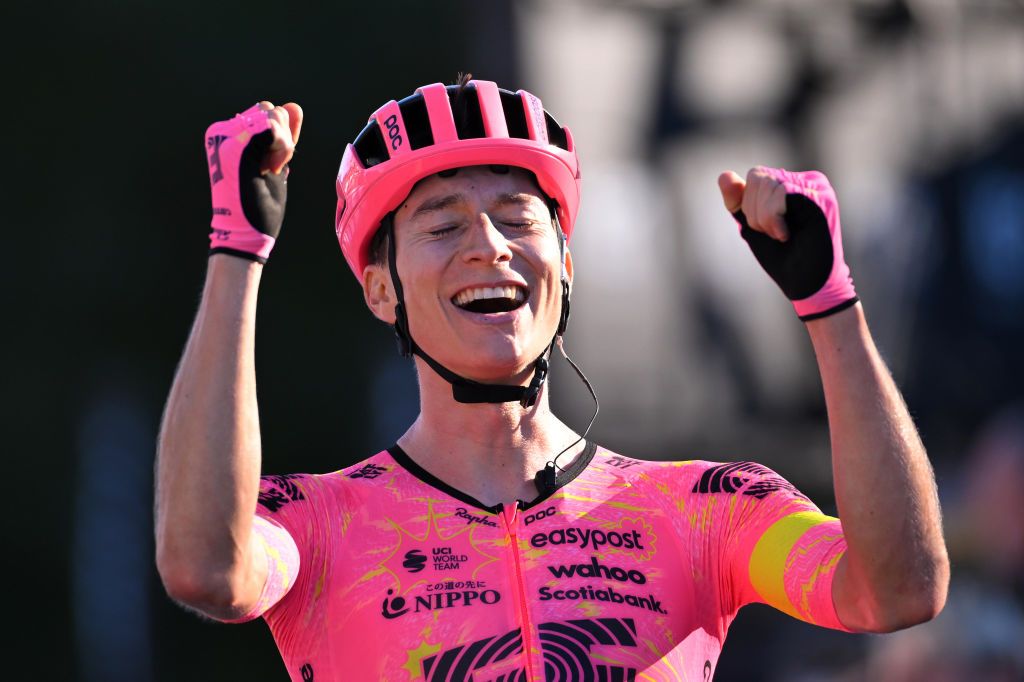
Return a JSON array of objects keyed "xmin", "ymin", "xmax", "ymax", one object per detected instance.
[
  {"xmin": 402, "ymin": 639, "xmax": 442, "ymax": 679},
  {"xmin": 379, "ymin": 499, "xmax": 501, "ymax": 590}
]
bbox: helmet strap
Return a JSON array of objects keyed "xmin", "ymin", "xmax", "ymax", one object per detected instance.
[{"xmin": 552, "ymin": 202, "xmax": 571, "ymax": 336}]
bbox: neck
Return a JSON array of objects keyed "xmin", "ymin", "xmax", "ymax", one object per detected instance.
[{"xmin": 397, "ymin": 358, "xmax": 583, "ymax": 507}]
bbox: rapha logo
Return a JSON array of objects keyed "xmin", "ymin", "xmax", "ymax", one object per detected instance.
[
  {"xmin": 207, "ymin": 134, "xmax": 228, "ymax": 184},
  {"xmin": 403, "ymin": 550, "xmax": 427, "ymax": 573},
  {"xmin": 453, "ymin": 507, "xmax": 497, "ymax": 527}
]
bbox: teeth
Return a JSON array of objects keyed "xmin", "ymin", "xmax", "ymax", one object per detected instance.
[{"xmin": 454, "ymin": 286, "xmax": 526, "ymax": 307}]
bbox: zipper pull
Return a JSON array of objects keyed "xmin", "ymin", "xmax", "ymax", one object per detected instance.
[{"xmin": 501, "ymin": 502, "xmax": 520, "ymax": 530}]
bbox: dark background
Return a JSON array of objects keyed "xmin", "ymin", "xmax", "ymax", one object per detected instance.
[{"xmin": 7, "ymin": 1, "xmax": 1023, "ymax": 680}]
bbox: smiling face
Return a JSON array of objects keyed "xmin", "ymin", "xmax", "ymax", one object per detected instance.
[{"xmin": 362, "ymin": 166, "xmax": 571, "ymax": 384}]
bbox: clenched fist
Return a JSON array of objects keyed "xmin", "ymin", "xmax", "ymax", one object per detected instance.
[
  {"xmin": 718, "ymin": 167, "xmax": 858, "ymax": 321},
  {"xmin": 205, "ymin": 101, "xmax": 303, "ymax": 263}
]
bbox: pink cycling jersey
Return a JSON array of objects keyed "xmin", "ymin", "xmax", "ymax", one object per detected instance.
[{"xmin": 230, "ymin": 443, "xmax": 850, "ymax": 681}]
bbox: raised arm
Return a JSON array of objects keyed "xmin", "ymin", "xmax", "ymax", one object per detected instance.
[
  {"xmin": 806, "ymin": 303, "xmax": 947, "ymax": 632},
  {"xmin": 718, "ymin": 167, "xmax": 949, "ymax": 633},
  {"xmin": 155, "ymin": 101, "xmax": 301, "ymax": 620}
]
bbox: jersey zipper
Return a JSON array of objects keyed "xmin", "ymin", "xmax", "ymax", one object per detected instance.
[{"xmin": 501, "ymin": 501, "xmax": 537, "ymax": 681}]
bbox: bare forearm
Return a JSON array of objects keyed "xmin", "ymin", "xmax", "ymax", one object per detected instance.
[
  {"xmin": 806, "ymin": 303, "xmax": 948, "ymax": 631},
  {"xmin": 155, "ymin": 255, "xmax": 267, "ymax": 611}
]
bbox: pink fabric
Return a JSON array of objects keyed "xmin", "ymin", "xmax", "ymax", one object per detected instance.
[
  {"xmin": 373, "ymin": 101, "xmax": 411, "ymax": 159},
  {"xmin": 335, "ymin": 80, "xmax": 580, "ymax": 279},
  {"xmin": 765, "ymin": 168, "xmax": 856, "ymax": 318},
  {"xmin": 474, "ymin": 81, "xmax": 509, "ymax": 138},
  {"xmin": 226, "ymin": 450, "xmax": 849, "ymax": 681},
  {"xmin": 205, "ymin": 104, "xmax": 277, "ymax": 260},
  {"xmin": 421, "ymin": 84, "xmax": 458, "ymax": 143},
  {"xmin": 783, "ymin": 519, "xmax": 848, "ymax": 630},
  {"xmin": 221, "ymin": 516, "xmax": 301, "ymax": 624}
]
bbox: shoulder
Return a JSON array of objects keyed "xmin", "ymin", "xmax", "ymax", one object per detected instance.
[
  {"xmin": 586, "ymin": 445, "xmax": 703, "ymax": 489},
  {"xmin": 687, "ymin": 460, "xmax": 808, "ymax": 501},
  {"xmin": 337, "ymin": 450, "xmax": 397, "ymax": 483},
  {"xmin": 588, "ymin": 447, "xmax": 803, "ymax": 501},
  {"xmin": 587, "ymin": 445, "xmax": 712, "ymax": 480},
  {"xmin": 256, "ymin": 450, "xmax": 397, "ymax": 515}
]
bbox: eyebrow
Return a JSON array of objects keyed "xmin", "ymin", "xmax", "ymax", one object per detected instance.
[
  {"xmin": 410, "ymin": 192, "xmax": 541, "ymax": 219},
  {"xmin": 493, "ymin": 192, "xmax": 540, "ymax": 209},
  {"xmin": 411, "ymin": 193, "xmax": 467, "ymax": 219}
]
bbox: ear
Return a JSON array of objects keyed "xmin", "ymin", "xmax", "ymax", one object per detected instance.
[
  {"xmin": 362, "ymin": 263, "xmax": 398, "ymax": 324},
  {"xmin": 563, "ymin": 248, "xmax": 574, "ymax": 289}
]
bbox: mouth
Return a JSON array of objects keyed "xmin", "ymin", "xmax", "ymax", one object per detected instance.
[{"xmin": 451, "ymin": 285, "xmax": 529, "ymax": 314}]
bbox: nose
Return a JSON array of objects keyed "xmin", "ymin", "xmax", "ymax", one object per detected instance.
[{"xmin": 461, "ymin": 213, "xmax": 513, "ymax": 264}]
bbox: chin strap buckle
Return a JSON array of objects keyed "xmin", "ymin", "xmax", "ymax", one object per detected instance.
[{"xmin": 520, "ymin": 355, "xmax": 550, "ymax": 408}]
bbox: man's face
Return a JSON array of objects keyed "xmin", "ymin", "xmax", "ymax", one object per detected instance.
[{"xmin": 366, "ymin": 166, "xmax": 569, "ymax": 384}]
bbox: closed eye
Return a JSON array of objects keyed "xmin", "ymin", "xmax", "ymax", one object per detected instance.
[
  {"xmin": 428, "ymin": 225, "xmax": 459, "ymax": 237},
  {"xmin": 500, "ymin": 220, "xmax": 541, "ymax": 231}
]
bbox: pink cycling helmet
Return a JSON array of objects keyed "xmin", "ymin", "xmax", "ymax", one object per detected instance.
[{"xmin": 335, "ymin": 79, "xmax": 581, "ymax": 279}]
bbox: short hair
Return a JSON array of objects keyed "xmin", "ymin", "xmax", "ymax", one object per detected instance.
[{"xmin": 367, "ymin": 217, "xmax": 391, "ymax": 268}]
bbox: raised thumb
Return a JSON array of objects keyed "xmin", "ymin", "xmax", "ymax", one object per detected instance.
[{"xmin": 717, "ymin": 171, "xmax": 745, "ymax": 214}]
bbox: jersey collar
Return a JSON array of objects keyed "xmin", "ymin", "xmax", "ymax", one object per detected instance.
[{"xmin": 385, "ymin": 441, "xmax": 598, "ymax": 513}]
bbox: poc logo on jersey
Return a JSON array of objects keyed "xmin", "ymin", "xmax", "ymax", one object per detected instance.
[{"xmin": 524, "ymin": 506, "xmax": 556, "ymax": 526}]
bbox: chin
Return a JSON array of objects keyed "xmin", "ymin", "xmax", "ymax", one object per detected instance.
[
  {"xmin": 457, "ymin": 351, "xmax": 534, "ymax": 383},
  {"xmin": 448, "ymin": 338, "xmax": 547, "ymax": 384}
]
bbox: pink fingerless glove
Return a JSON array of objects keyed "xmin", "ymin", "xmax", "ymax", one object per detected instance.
[
  {"xmin": 733, "ymin": 168, "xmax": 858, "ymax": 321},
  {"xmin": 205, "ymin": 104, "xmax": 287, "ymax": 263}
]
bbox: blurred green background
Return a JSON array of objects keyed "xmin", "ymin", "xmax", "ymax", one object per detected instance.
[{"xmin": 8, "ymin": 1, "xmax": 1023, "ymax": 680}]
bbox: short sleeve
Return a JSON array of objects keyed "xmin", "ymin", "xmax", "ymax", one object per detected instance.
[
  {"xmin": 219, "ymin": 473, "xmax": 331, "ymax": 623},
  {"xmin": 220, "ymin": 514, "xmax": 300, "ymax": 623},
  {"xmin": 703, "ymin": 461, "xmax": 852, "ymax": 631}
]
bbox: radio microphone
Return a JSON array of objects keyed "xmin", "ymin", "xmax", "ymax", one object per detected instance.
[{"xmin": 533, "ymin": 337, "xmax": 599, "ymax": 496}]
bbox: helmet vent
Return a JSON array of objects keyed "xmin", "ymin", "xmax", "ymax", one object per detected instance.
[
  {"xmin": 397, "ymin": 93, "xmax": 434, "ymax": 150},
  {"xmin": 353, "ymin": 120, "xmax": 389, "ymax": 168},
  {"xmin": 500, "ymin": 90, "xmax": 530, "ymax": 140},
  {"xmin": 545, "ymin": 112, "xmax": 569, "ymax": 151},
  {"xmin": 450, "ymin": 84, "xmax": 486, "ymax": 140}
]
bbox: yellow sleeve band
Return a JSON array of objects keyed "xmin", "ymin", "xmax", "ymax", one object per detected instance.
[{"xmin": 748, "ymin": 510, "xmax": 836, "ymax": 620}]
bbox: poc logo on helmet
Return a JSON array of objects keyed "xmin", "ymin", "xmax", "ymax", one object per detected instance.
[
  {"xmin": 524, "ymin": 506, "xmax": 556, "ymax": 526},
  {"xmin": 383, "ymin": 115, "xmax": 403, "ymax": 151}
]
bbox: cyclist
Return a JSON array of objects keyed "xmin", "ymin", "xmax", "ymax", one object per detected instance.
[{"xmin": 155, "ymin": 77, "xmax": 949, "ymax": 681}]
